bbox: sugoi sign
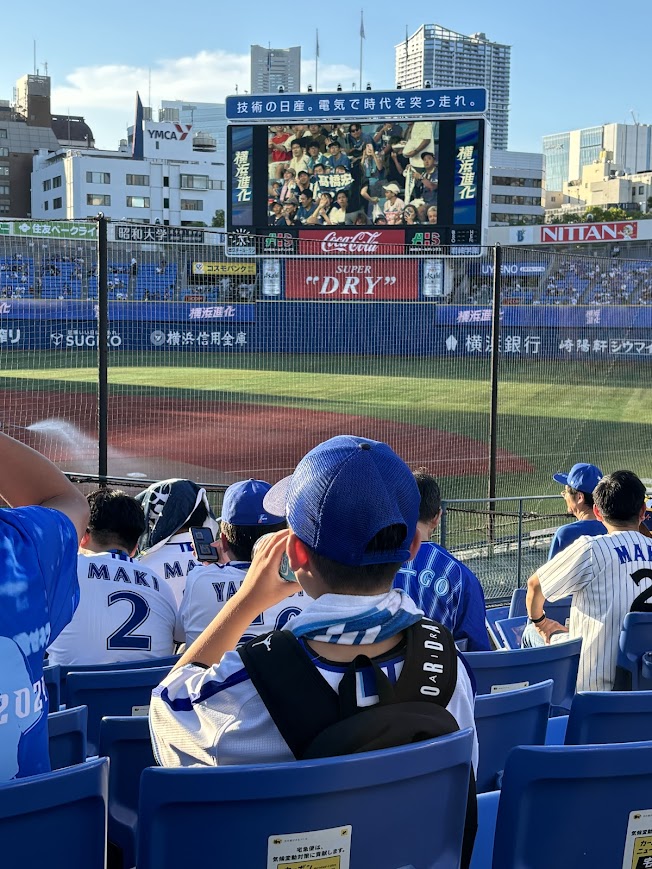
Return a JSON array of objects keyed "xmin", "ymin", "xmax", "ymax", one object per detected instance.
[
  {"xmin": 541, "ymin": 222, "xmax": 638, "ymax": 244},
  {"xmin": 286, "ymin": 259, "xmax": 418, "ymax": 299},
  {"xmin": 298, "ymin": 230, "xmax": 404, "ymax": 257}
]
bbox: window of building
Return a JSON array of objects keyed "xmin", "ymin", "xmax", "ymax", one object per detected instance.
[
  {"xmin": 180, "ymin": 199, "xmax": 203, "ymax": 211},
  {"xmin": 43, "ymin": 179, "xmax": 51, "ymax": 191},
  {"xmin": 0, "ymin": 129, "xmax": 7, "ymax": 139},
  {"xmin": 53, "ymin": 197, "xmax": 63, "ymax": 209},
  {"xmin": 126, "ymin": 174, "xmax": 150, "ymax": 186},
  {"xmin": 52, "ymin": 175, "xmax": 62, "ymax": 188},
  {"xmin": 0, "ymin": 204, "xmax": 9, "ymax": 214},
  {"xmin": 163, "ymin": 197, "xmax": 170, "ymax": 209},
  {"xmin": 126, "ymin": 196, "xmax": 150, "ymax": 208},
  {"xmin": 0, "ymin": 147, "xmax": 8, "ymax": 157},
  {"xmin": 639, "ymin": 186, "xmax": 645, "ymax": 195},
  {"xmin": 163, "ymin": 176, "xmax": 169, "ymax": 187},
  {"xmin": 86, "ymin": 171, "xmax": 110, "ymax": 184},
  {"xmin": 0, "ymin": 167, "xmax": 9, "ymax": 176},
  {"xmin": 86, "ymin": 194, "xmax": 111, "ymax": 206},
  {"xmin": 0, "ymin": 185, "xmax": 9, "ymax": 196},
  {"xmin": 44, "ymin": 201, "xmax": 49, "ymax": 211},
  {"xmin": 180, "ymin": 174, "xmax": 209, "ymax": 190}
]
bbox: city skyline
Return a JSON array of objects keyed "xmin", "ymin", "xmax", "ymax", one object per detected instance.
[{"xmin": 0, "ymin": 0, "xmax": 651, "ymax": 156}]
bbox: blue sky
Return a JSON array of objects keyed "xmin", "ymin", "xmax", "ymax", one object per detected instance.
[{"xmin": 1, "ymin": 0, "xmax": 650, "ymax": 152}]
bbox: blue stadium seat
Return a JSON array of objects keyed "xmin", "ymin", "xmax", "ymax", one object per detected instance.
[
  {"xmin": 473, "ymin": 680, "xmax": 552, "ymax": 792},
  {"xmin": 137, "ymin": 729, "xmax": 475, "ymax": 869},
  {"xmin": 494, "ymin": 616, "xmax": 527, "ymax": 649},
  {"xmin": 490, "ymin": 741, "xmax": 652, "ymax": 869},
  {"xmin": 485, "ymin": 605, "xmax": 509, "ymax": 649},
  {"xmin": 464, "ymin": 638, "xmax": 582, "ymax": 714},
  {"xmin": 43, "ymin": 663, "xmax": 61, "ymax": 712},
  {"xmin": 99, "ymin": 715, "xmax": 155, "ymax": 869},
  {"xmin": 47, "ymin": 705, "xmax": 88, "ymax": 770},
  {"xmin": 508, "ymin": 587, "xmax": 572, "ymax": 625},
  {"xmin": 565, "ymin": 690, "xmax": 652, "ymax": 745},
  {"xmin": 65, "ymin": 665, "xmax": 172, "ymax": 756},
  {"xmin": 614, "ymin": 612, "xmax": 652, "ymax": 690},
  {"xmin": 59, "ymin": 655, "xmax": 179, "ymax": 705},
  {"xmin": 0, "ymin": 756, "xmax": 108, "ymax": 869}
]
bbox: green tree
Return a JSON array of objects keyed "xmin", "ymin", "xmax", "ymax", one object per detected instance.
[{"xmin": 211, "ymin": 209, "xmax": 225, "ymax": 228}]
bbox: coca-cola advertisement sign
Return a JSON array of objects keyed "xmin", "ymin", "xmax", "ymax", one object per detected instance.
[
  {"xmin": 286, "ymin": 259, "xmax": 418, "ymax": 300},
  {"xmin": 298, "ymin": 229, "xmax": 405, "ymax": 256}
]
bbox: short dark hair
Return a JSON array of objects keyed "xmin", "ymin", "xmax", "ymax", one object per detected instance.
[
  {"xmin": 413, "ymin": 469, "xmax": 441, "ymax": 522},
  {"xmin": 307, "ymin": 524, "xmax": 407, "ymax": 593},
  {"xmin": 594, "ymin": 471, "xmax": 645, "ymax": 524},
  {"xmin": 300, "ymin": 189, "xmax": 313, "ymax": 200},
  {"xmin": 221, "ymin": 520, "xmax": 286, "ymax": 561},
  {"xmin": 567, "ymin": 486, "xmax": 595, "ymax": 508},
  {"xmin": 87, "ymin": 488, "xmax": 146, "ymax": 552}
]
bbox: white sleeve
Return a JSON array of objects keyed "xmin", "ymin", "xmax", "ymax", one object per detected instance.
[
  {"xmin": 537, "ymin": 537, "xmax": 593, "ymax": 600},
  {"xmin": 446, "ymin": 657, "xmax": 478, "ymax": 775}
]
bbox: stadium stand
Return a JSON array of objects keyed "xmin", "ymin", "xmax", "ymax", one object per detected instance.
[
  {"xmin": 614, "ymin": 612, "xmax": 652, "ymax": 690},
  {"xmin": 47, "ymin": 706, "xmax": 88, "ymax": 771},
  {"xmin": 565, "ymin": 690, "xmax": 652, "ymax": 745}
]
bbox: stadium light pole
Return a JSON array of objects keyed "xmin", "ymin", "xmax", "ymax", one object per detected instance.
[{"xmin": 487, "ymin": 243, "xmax": 502, "ymax": 548}]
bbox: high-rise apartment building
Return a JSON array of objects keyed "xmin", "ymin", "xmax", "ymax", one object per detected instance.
[
  {"xmin": 543, "ymin": 123, "xmax": 652, "ymax": 192},
  {"xmin": 250, "ymin": 45, "xmax": 301, "ymax": 95},
  {"xmin": 395, "ymin": 25, "xmax": 510, "ymax": 150}
]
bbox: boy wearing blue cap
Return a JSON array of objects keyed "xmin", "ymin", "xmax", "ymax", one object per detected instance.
[
  {"xmin": 176, "ymin": 479, "xmax": 305, "ymax": 646},
  {"xmin": 150, "ymin": 436, "xmax": 477, "ymax": 770},
  {"xmin": 548, "ymin": 462, "xmax": 607, "ymax": 559}
]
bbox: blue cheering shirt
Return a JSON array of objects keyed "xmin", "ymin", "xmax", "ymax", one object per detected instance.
[
  {"xmin": 0, "ymin": 507, "xmax": 79, "ymax": 779},
  {"xmin": 393, "ymin": 542, "xmax": 490, "ymax": 651}
]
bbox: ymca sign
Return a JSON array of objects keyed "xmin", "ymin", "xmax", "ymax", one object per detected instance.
[
  {"xmin": 541, "ymin": 221, "xmax": 638, "ymax": 244},
  {"xmin": 147, "ymin": 123, "xmax": 191, "ymax": 141}
]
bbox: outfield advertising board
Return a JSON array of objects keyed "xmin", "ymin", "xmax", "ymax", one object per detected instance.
[{"xmin": 285, "ymin": 259, "xmax": 419, "ymax": 300}]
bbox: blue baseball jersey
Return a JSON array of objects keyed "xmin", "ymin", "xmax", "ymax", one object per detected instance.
[
  {"xmin": 393, "ymin": 542, "xmax": 490, "ymax": 651},
  {"xmin": 0, "ymin": 506, "xmax": 79, "ymax": 780},
  {"xmin": 548, "ymin": 518, "xmax": 606, "ymax": 561}
]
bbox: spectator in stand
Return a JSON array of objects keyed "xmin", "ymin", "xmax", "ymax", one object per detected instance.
[
  {"xmin": 410, "ymin": 151, "xmax": 439, "ymax": 214},
  {"xmin": 304, "ymin": 191, "xmax": 334, "ymax": 225},
  {"xmin": 374, "ymin": 214, "xmax": 388, "ymax": 225},
  {"xmin": 402, "ymin": 204, "xmax": 420, "ymax": 226},
  {"xmin": 288, "ymin": 140, "xmax": 310, "ymax": 177},
  {"xmin": 279, "ymin": 168, "xmax": 299, "ymax": 203},
  {"xmin": 427, "ymin": 205, "xmax": 439, "ymax": 224},
  {"xmin": 307, "ymin": 123, "xmax": 328, "ymax": 152},
  {"xmin": 295, "ymin": 170, "xmax": 312, "ymax": 196},
  {"xmin": 549, "ymin": 463, "xmax": 606, "ymax": 560},
  {"xmin": 269, "ymin": 126, "xmax": 292, "ymax": 178},
  {"xmin": 306, "ymin": 140, "xmax": 328, "ymax": 172},
  {"xmin": 278, "ymin": 201, "xmax": 298, "ymax": 226},
  {"xmin": 383, "ymin": 183, "xmax": 404, "ymax": 225},
  {"xmin": 394, "ymin": 471, "xmax": 490, "ymax": 651},
  {"xmin": 345, "ymin": 123, "xmax": 374, "ymax": 155},
  {"xmin": 360, "ymin": 142, "xmax": 386, "ymax": 218},
  {"xmin": 297, "ymin": 189, "xmax": 319, "ymax": 224},
  {"xmin": 328, "ymin": 190, "xmax": 351, "ymax": 226},
  {"xmin": 403, "ymin": 121, "xmax": 435, "ymax": 169},
  {"xmin": 268, "ymin": 200, "xmax": 284, "ymax": 225},
  {"xmin": 326, "ymin": 138, "xmax": 351, "ymax": 171}
]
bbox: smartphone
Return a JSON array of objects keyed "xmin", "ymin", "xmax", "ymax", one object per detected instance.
[{"xmin": 190, "ymin": 526, "xmax": 220, "ymax": 563}]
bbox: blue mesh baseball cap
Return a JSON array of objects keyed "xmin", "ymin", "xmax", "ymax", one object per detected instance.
[
  {"xmin": 221, "ymin": 479, "xmax": 285, "ymax": 527},
  {"xmin": 553, "ymin": 463, "xmax": 603, "ymax": 494},
  {"xmin": 263, "ymin": 435, "xmax": 419, "ymax": 566}
]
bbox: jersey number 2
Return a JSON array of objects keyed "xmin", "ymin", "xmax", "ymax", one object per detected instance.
[
  {"xmin": 107, "ymin": 591, "xmax": 152, "ymax": 651},
  {"xmin": 631, "ymin": 568, "xmax": 652, "ymax": 613}
]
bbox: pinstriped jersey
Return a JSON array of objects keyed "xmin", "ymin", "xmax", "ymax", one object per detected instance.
[{"xmin": 537, "ymin": 530, "xmax": 652, "ymax": 691}]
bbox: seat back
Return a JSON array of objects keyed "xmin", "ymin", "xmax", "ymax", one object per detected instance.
[
  {"xmin": 0, "ymin": 756, "xmax": 108, "ymax": 869},
  {"xmin": 508, "ymin": 588, "xmax": 572, "ymax": 625},
  {"xmin": 66, "ymin": 666, "xmax": 171, "ymax": 756},
  {"xmin": 464, "ymin": 638, "xmax": 582, "ymax": 712},
  {"xmin": 565, "ymin": 690, "xmax": 652, "ymax": 745},
  {"xmin": 47, "ymin": 706, "xmax": 88, "ymax": 770},
  {"xmin": 99, "ymin": 715, "xmax": 155, "ymax": 869},
  {"xmin": 485, "ymin": 605, "xmax": 510, "ymax": 649},
  {"xmin": 493, "ymin": 741, "xmax": 652, "ymax": 869},
  {"xmin": 494, "ymin": 616, "xmax": 527, "ymax": 650},
  {"xmin": 59, "ymin": 655, "xmax": 179, "ymax": 704},
  {"xmin": 473, "ymin": 680, "xmax": 552, "ymax": 792},
  {"xmin": 615, "ymin": 612, "xmax": 652, "ymax": 690},
  {"xmin": 43, "ymin": 664, "xmax": 60, "ymax": 713},
  {"xmin": 137, "ymin": 729, "xmax": 474, "ymax": 869}
]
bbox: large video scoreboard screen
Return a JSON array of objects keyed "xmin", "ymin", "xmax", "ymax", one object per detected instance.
[{"xmin": 225, "ymin": 89, "xmax": 488, "ymax": 254}]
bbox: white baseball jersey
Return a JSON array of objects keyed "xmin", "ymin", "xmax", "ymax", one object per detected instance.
[
  {"xmin": 537, "ymin": 530, "xmax": 652, "ymax": 691},
  {"xmin": 150, "ymin": 636, "xmax": 478, "ymax": 771},
  {"xmin": 178, "ymin": 561, "xmax": 308, "ymax": 646},
  {"xmin": 47, "ymin": 550, "xmax": 178, "ymax": 666},
  {"xmin": 138, "ymin": 531, "xmax": 200, "ymax": 607}
]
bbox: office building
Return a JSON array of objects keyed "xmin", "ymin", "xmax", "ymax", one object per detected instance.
[
  {"xmin": 160, "ymin": 100, "xmax": 226, "ymax": 160},
  {"xmin": 543, "ymin": 123, "xmax": 652, "ymax": 193},
  {"xmin": 489, "ymin": 150, "xmax": 543, "ymax": 226},
  {"xmin": 395, "ymin": 25, "xmax": 510, "ymax": 150},
  {"xmin": 250, "ymin": 45, "xmax": 301, "ymax": 95}
]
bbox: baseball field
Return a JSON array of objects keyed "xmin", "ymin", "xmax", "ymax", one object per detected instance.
[{"xmin": 2, "ymin": 349, "xmax": 650, "ymax": 504}]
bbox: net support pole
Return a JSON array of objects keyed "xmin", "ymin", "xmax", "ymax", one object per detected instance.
[
  {"xmin": 96, "ymin": 213, "xmax": 109, "ymax": 485},
  {"xmin": 487, "ymin": 243, "xmax": 502, "ymax": 548}
]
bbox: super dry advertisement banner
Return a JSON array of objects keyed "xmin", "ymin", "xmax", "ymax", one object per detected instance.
[
  {"xmin": 285, "ymin": 258, "xmax": 418, "ymax": 300},
  {"xmin": 297, "ymin": 229, "xmax": 405, "ymax": 257}
]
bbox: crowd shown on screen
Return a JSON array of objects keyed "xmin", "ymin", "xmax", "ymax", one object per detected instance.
[{"xmin": 267, "ymin": 121, "xmax": 439, "ymax": 227}]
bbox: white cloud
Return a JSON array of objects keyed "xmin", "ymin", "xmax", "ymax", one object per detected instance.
[{"xmin": 51, "ymin": 50, "xmax": 360, "ymax": 149}]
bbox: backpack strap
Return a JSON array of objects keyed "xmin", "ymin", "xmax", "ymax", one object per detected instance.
[
  {"xmin": 393, "ymin": 618, "xmax": 458, "ymax": 708},
  {"xmin": 238, "ymin": 630, "xmax": 340, "ymax": 759}
]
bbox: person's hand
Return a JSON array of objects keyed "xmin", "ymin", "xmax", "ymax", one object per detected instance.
[
  {"xmin": 535, "ymin": 617, "xmax": 568, "ymax": 643},
  {"xmin": 238, "ymin": 529, "xmax": 298, "ymax": 611}
]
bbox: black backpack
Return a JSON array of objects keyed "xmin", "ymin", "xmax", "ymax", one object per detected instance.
[{"xmin": 239, "ymin": 617, "xmax": 477, "ymax": 867}]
